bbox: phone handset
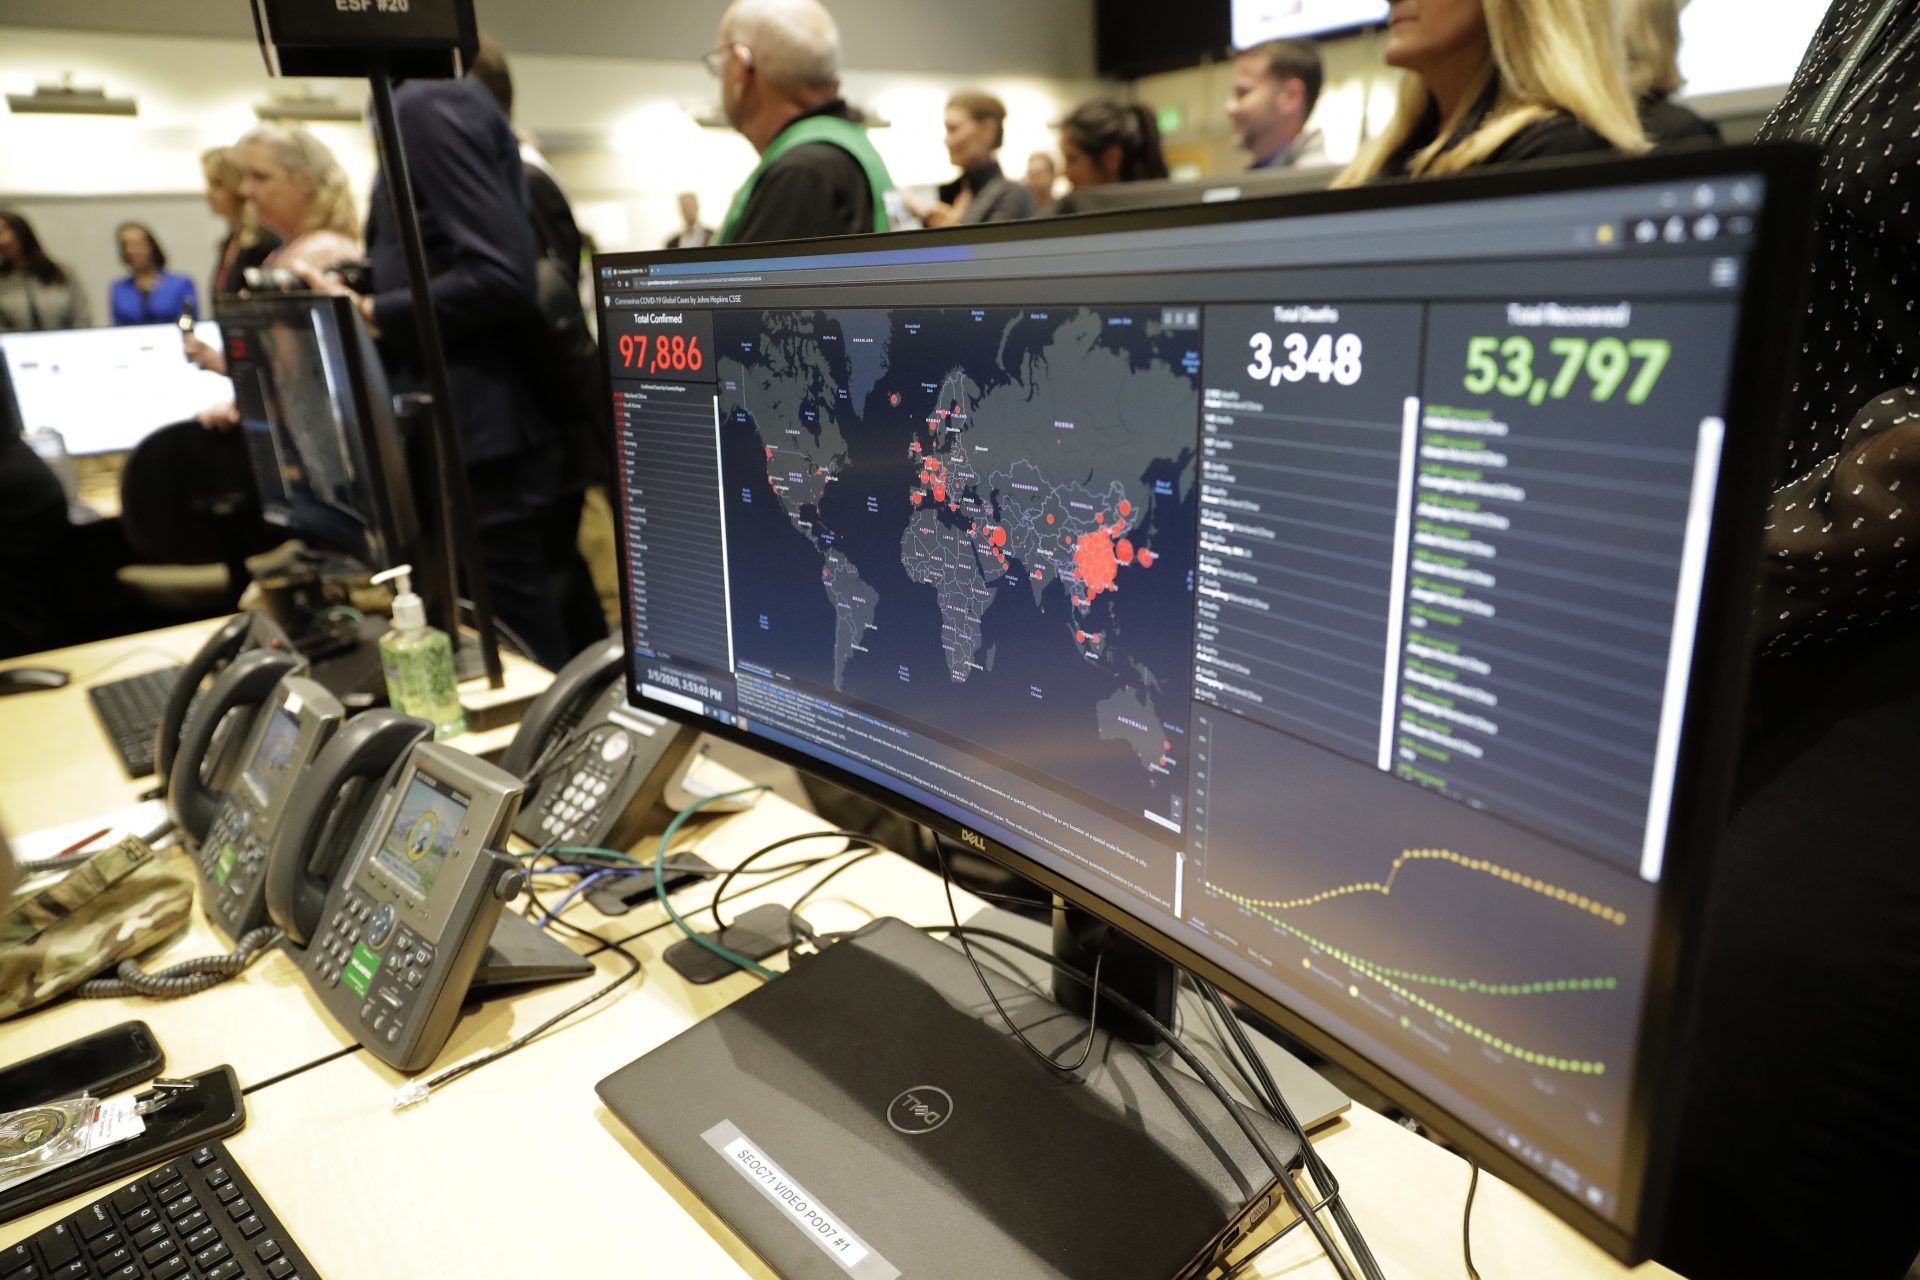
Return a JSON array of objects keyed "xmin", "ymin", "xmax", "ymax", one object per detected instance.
[
  {"xmin": 166, "ymin": 648, "xmax": 303, "ymax": 844},
  {"xmin": 154, "ymin": 613, "xmax": 252, "ymax": 795},
  {"xmin": 265, "ymin": 708, "xmax": 433, "ymax": 949},
  {"xmin": 300, "ymin": 742, "xmax": 529, "ymax": 1072},
  {"xmin": 502, "ymin": 636, "xmax": 697, "ymax": 852},
  {"xmin": 194, "ymin": 675, "xmax": 346, "ymax": 944}
]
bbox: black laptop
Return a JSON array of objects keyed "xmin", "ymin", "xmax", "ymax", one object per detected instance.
[{"xmin": 598, "ymin": 919, "xmax": 1307, "ymax": 1280}]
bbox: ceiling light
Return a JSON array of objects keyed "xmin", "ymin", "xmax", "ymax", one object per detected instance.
[
  {"xmin": 6, "ymin": 79, "xmax": 138, "ymax": 116},
  {"xmin": 254, "ymin": 91, "xmax": 362, "ymax": 123}
]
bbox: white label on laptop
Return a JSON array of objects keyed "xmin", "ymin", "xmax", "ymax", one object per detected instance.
[{"xmin": 703, "ymin": 1120, "xmax": 900, "ymax": 1280}]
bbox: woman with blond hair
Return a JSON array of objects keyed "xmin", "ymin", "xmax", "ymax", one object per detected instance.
[
  {"xmin": 201, "ymin": 145, "xmax": 280, "ymax": 299},
  {"xmin": 1619, "ymin": 0, "xmax": 1720, "ymax": 146},
  {"xmin": 1339, "ymin": 0, "xmax": 1648, "ymax": 184},
  {"xmin": 188, "ymin": 123, "xmax": 360, "ymax": 374}
]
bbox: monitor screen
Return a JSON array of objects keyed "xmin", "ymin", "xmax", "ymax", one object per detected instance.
[
  {"xmin": 1232, "ymin": 0, "xmax": 1388, "ymax": 44},
  {"xmin": 0, "ymin": 323, "xmax": 231, "ymax": 456},
  {"xmin": 217, "ymin": 293, "xmax": 412, "ymax": 570},
  {"xmin": 242, "ymin": 705, "xmax": 302, "ymax": 807},
  {"xmin": 596, "ymin": 152, "xmax": 1796, "ymax": 1256},
  {"xmin": 372, "ymin": 769, "xmax": 469, "ymax": 901}
]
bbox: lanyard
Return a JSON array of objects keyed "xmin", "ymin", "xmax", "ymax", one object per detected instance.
[{"xmin": 1797, "ymin": 0, "xmax": 1920, "ymax": 142}]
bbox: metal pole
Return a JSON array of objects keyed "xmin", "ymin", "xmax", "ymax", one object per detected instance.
[{"xmin": 369, "ymin": 69, "xmax": 504, "ymax": 688}]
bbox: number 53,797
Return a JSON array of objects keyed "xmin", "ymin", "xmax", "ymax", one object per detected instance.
[{"xmin": 1462, "ymin": 335, "xmax": 1671, "ymax": 406}]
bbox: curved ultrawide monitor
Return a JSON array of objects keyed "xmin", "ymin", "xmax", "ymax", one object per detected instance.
[{"xmin": 594, "ymin": 146, "xmax": 1815, "ymax": 1260}]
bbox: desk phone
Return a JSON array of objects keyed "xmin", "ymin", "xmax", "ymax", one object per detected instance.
[
  {"xmin": 165, "ymin": 647, "xmax": 305, "ymax": 845},
  {"xmin": 194, "ymin": 675, "xmax": 345, "ymax": 942},
  {"xmin": 501, "ymin": 637, "xmax": 696, "ymax": 852},
  {"xmin": 299, "ymin": 742, "xmax": 528, "ymax": 1072}
]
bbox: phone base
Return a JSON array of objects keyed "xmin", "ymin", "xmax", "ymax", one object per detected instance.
[{"xmin": 470, "ymin": 909, "xmax": 594, "ymax": 992}]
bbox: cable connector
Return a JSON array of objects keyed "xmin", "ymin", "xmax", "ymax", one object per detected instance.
[{"xmin": 391, "ymin": 1080, "xmax": 431, "ymax": 1112}]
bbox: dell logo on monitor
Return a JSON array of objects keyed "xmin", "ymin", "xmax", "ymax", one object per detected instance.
[
  {"xmin": 958, "ymin": 828, "xmax": 987, "ymax": 852},
  {"xmin": 888, "ymin": 1086, "xmax": 953, "ymax": 1135}
]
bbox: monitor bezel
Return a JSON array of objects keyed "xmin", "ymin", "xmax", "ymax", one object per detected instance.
[
  {"xmin": 213, "ymin": 291, "xmax": 420, "ymax": 573},
  {"xmin": 594, "ymin": 143, "xmax": 1818, "ymax": 1261}
]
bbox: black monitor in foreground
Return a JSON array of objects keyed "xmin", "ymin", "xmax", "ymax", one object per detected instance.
[
  {"xmin": 595, "ymin": 145, "xmax": 1814, "ymax": 1260},
  {"xmin": 216, "ymin": 292, "xmax": 417, "ymax": 572}
]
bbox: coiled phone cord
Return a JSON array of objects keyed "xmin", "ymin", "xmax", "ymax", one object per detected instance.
[{"xmin": 76, "ymin": 925, "xmax": 283, "ymax": 999}]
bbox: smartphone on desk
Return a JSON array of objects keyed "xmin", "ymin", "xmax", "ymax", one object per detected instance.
[
  {"xmin": 0, "ymin": 1024, "xmax": 164, "ymax": 1112},
  {"xmin": 0, "ymin": 1066, "xmax": 244, "ymax": 1226}
]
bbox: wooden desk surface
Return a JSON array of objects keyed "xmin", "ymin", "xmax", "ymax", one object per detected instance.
[
  {"xmin": 0, "ymin": 616, "xmax": 550, "ymax": 838},
  {"xmin": 0, "ymin": 676, "xmax": 1680, "ymax": 1277}
]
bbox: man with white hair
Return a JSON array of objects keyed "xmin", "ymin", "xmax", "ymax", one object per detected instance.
[{"xmin": 706, "ymin": 0, "xmax": 897, "ymax": 244}]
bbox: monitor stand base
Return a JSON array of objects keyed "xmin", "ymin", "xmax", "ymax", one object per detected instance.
[{"xmin": 955, "ymin": 906, "xmax": 1351, "ymax": 1133}]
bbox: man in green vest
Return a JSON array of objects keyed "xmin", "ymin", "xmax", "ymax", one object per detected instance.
[{"xmin": 708, "ymin": 0, "xmax": 899, "ymax": 245}]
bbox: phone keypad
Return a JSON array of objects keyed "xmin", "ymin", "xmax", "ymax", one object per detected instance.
[
  {"xmin": 197, "ymin": 805, "xmax": 269, "ymax": 935},
  {"xmin": 532, "ymin": 728, "xmax": 628, "ymax": 845}
]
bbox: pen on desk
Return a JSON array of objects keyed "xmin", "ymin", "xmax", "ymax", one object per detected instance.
[{"xmin": 54, "ymin": 827, "xmax": 112, "ymax": 859}]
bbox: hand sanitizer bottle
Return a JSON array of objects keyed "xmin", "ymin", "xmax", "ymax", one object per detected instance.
[{"xmin": 371, "ymin": 564, "xmax": 467, "ymax": 739}]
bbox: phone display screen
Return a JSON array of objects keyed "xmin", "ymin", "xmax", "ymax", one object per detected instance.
[
  {"xmin": 0, "ymin": 1024, "xmax": 161, "ymax": 1112},
  {"xmin": 371, "ymin": 771, "xmax": 469, "ymax": 900},
  {"xmin": 242, "ymin": 706, "xmax": 301, "ymax": 806}
]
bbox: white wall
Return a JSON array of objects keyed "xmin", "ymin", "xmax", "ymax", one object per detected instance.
[{"xmin": 0, "ymin": 26, "xmax": 1105, "ymax": 316}]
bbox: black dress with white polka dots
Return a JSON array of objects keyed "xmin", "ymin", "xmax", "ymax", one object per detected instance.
[
  {"xmin": 1660, "ymin": 9, "xmax": 1920, "ymax": 1279},
  {"xmin": 1755, "ymin": 0, "xmax": 1920, "ymax": 659}
]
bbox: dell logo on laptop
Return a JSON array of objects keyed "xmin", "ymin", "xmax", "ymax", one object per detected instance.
[
  {"xmin": 958, "ymin": 828, "xmax": 987, "ymax": 852},
  {"xmin": 888, "ymin": 1086, "xmax": 953, "ymax": 1135}
]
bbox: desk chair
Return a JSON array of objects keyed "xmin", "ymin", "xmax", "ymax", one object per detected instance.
[{"xmin": 115, "ymin": 421, "xmax": 270, "ymax": 621}]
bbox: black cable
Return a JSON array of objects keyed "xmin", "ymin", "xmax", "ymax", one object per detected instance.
[
  {"xmin": 1195, "ymin": 979, "xmax": 1384, "ymax": 1280},
  {"xmin": 1463, "ymin": 1162, "xmax": 1482, "ymax": 1280},
  {"xmin": 708, "ymin": 829, "xmax": 878, "ymax": 934},
  {"xmin": 932, "ymin": 843, "xmax": 1110, "ymax": 1076},
  {"xmin": 783, "ymin": 849, "xmax": 885, "ymax": 952},
  {"xmin": 928, "ymin": 920, "xmax": 1360, "ymax": 1280},
  {"xmin": 76, "ymin": 926, "xmax": 283, "ymax": 999},
  {"xmin": 399, "ymin": 875, "xmax": 643, "ymax": 1104}
]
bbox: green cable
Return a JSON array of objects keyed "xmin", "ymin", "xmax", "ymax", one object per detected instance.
[{"xmin": 652, "ymin": 785, "xmax": 780, "ymax": 980}]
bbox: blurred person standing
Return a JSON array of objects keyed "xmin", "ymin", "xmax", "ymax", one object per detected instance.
[
  {"xmin": 1227, "ymin": 39, "xmax": 1332, "ymax": 169},
  {"xmin": 1658, "ymin": 6, "xmax": 1920, "ymax": 1273},
  {"xmin": 1057, "ymin": 100, "xmax": 1169, "ymax": 192},
  {"xmin": 467, "ymin": 32, "xmax": 618, "ymax": 639},
  {"xmin": 1338, "ymin": 0, "xmax": 1647, "ymax": 183},
  {"xmin": 187, "ymin": 124, "xmax": 361, "ymax": 373},
  {"xmin": 667, "ymin": 193, "xmax": 714, "ymax": 248},
  {"xmin": 918, "ymin": 91, "xmax": 1033, "ymax": 226},
  {"xmin": 109, "ymin": 223, "xmax": 197, "ymax": 326},
  {"xmin": 0, "ymin": 211, "xmax": 89, "ymax": 331},
  {"xmin": 331, "ymin": 75, "xmax": 594, "ymax": 669},
  {"xmin": 708, "ymin": 0, "xmax": 899, "ymax": 244},
  {"xmin": 1620, "ymin": 0, "xmax": 1722, "ymax": 146},
  {"xmin": 1023, "ymin": 152, "xmax": 1059, "ymax": 215},
  {"xmin": 202, "ymin": 145, "xmax": 280, "ymax": 299}
]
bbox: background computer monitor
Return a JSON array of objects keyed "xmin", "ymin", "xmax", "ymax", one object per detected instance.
[
  {"xmin": 1232, "ymin": 0, "xmax": 1388, "ymax": 44},
  {"xmin": 594, "ymin": 145, "xmax": 1812, "ymax": 1261},
  {"xmin": 0, "ymin": 323, "xmax": 233, "ymax": 456},
  {"xmin": 1059, "ymin": 164, "xmax": 1336, "ymax": 216},
  {"xmin": 215, "ymin": 293, "xmax": 417, "ymax": 574}
]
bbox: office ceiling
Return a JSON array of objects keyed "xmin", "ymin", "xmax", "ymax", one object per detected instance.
[{"xmin": 0, "ymin": 0, "xmax": 1099, "ymax": 78}]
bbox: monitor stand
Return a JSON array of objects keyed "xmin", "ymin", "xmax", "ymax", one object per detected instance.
[
  {"xmin": 469, "ymin": 908, "xmax": 594, "ymax": 993},
  {"xmin": 956, "ymin": 906, "xmax": 1351, "ymax": 1133},
  {"xmin": 599, "ymin": 917, "xmax": 1306, "ymax": 1280}
]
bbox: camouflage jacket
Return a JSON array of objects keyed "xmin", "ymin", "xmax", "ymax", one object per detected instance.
[{"xmin": 0, "ymin": 837, "xmax": 193, "ymax": 1019}]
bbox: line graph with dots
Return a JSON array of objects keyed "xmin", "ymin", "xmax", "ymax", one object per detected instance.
[{"xmin": 1198, "ymin": 846, "xmax": 1635, "ymax": 1076}]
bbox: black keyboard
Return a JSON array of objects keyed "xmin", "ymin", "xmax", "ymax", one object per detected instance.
[
  {"xmin": 1, "ymin": 1142, "xmax": 320, "ymax": 1280},
  {"xmin": 86, "ymin": 667, "xmax": 183, "ymax": 781}
]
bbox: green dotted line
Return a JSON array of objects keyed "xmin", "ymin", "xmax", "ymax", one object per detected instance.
[{"xmin": 1209, "ymin": 885, "xmax": 1611, "ymax": 1075}]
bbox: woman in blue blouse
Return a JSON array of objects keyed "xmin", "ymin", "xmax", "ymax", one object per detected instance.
[{"xmin": 108, "ymin": 222, "xmax": 197, "ymax": 326}]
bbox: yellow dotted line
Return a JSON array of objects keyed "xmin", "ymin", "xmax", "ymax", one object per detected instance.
[{"xmin": 1208, "ymin": 848, "xmax": 1626, "ymax": 926}]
